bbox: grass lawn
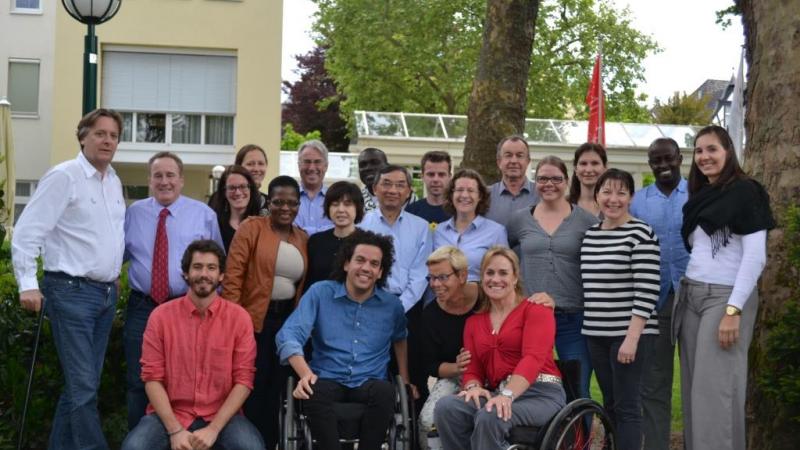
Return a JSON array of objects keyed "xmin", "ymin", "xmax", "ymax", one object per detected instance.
[{"xmin": 588, "ymin": 350, "xmax": 683, "ymax": 432}]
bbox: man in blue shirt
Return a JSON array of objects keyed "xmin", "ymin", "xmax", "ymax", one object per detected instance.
[
  {"xmin": 630, "ymin": 137, "xmax": 689, "ymax": 450},
  {"xmin": 123, "ymin": 151, "xmax": 224, "ymax": 430},
  {"xmin": 276, "ymin": 229, "xmax": 411, "ymax": 450},
  {"xmin": 294, "ymin": 140, "xmax": 334, "ymax": 235}
]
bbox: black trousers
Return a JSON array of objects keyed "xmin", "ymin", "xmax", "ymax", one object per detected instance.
[
  {"xmin": 303, "ymin": 378, "xmax": 396, "ymax": 450},
  {"xmin": 245, "ymin": 308, "xmax": 291, "ymax": 450}
]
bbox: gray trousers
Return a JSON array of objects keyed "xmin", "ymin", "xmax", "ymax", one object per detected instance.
[
  {"xmin": 433, "ymin": 381, "xmax": 565, "ymax": 450},
  {"xmin": 641, "ymin": 292, "xmax": 675, "ymax": 450},
  {"xmin": 674, "ymin": 277, "xmax": 758, "ymax": 450}
]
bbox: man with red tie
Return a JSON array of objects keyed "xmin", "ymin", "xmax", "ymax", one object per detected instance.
[{"xmin": 123, "ymin": 151, "xmax": 224, "ymax": 430}]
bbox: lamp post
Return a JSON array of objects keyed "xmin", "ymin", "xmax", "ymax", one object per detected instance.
[
  {"xmin": 210, "ymin": 165, "xmax": 226, "ymax": 197},
  {"xmin": 62, "ymin": 0, "xmax": 122, "ymax": 116}
]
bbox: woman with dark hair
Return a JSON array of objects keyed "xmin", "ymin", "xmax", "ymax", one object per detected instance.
[
  {"xmin": 579, "ymin": 168, "xmax": 660, "ymax": 450},
  {"xmin": 433, "ymin": 169, "xmax": 507, "ymax": 297},
  {"xmin": 676, "ymin": 125, "xmax": 774, "ymax": 450},
  {"xmin": 507, "ymin": 155, "xmax": 599, "ymax": 402},
  {"xmin": 222, "ymin": 175, "xmax": 308, "ymax": 449},
  {"xmin": 208, "ymin": 165, "xmax": 262, "ymax": 252},
  {"xmin": 569, "ymin": 143, "xmax": 608, "ymax": 216},
  {"xmin": 305, "ymin": 181, "xmax": 365, "ymax": 290},
  {"xmin": 235, "ymin": 144, "xmax": 270, "ymax": 212},
  {"xmin": 433, "ymin": 247, "xmax": 565, "ymax": 450}
]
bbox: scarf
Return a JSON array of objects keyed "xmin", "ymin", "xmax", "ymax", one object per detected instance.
[{"xmin": 681, "ymin": 178, "xmax": 775, "ymax": 256}]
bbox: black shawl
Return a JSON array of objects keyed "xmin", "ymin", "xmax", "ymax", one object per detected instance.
[{"xmin": 681, "ymin": 178, "xmax": 775, "ymax": 255}]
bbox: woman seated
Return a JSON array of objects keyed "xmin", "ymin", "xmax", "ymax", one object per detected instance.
[
  {"xmin": 418, "ymin": 246, "xmax": 479, "ymax": 448},
  {"xmin": 434, "ymin": 247, "xmax": 566, "ymax": 450}
]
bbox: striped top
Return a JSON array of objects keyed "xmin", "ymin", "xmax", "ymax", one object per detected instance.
[{"xmin": 580, "ymin": 219, "xmax": 661, "ymax": 337}]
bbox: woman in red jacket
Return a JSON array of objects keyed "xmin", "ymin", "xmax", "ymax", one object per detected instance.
[{"xmin": 433, "ymin": 246, "xmax": 566, "ymax": 450}]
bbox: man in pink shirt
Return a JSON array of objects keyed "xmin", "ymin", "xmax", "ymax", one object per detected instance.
[{"xmin": 121, "ymin": 240, "xmax": 262, "ymax": 450}]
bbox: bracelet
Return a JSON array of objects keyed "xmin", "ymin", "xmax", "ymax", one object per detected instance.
[{"xmin": 167, "ymin": 426, "xmax": 184, "ymax": 437}]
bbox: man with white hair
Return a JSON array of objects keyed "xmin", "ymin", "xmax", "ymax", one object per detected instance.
[{"xmin": 294, "ymin": 139, "xmax": 334, "ymax": 234}]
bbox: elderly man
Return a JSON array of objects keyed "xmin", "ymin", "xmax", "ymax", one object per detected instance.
[
  {"xmin": 357, "ymin": 147, "xmax": 417, "ymax": 212},
  {"xmin": 485, "ymin": 135, "xmax": 539, "ymax": 226},
  {"xmin": 123, "ymin": 151, "xmax": 223, "ymax": 429},
  {"xmin": 294, "ymin": 139, "xmax": 334, "ymax": 235},
  {"xmin": 406, "ymin": 151, "xmax": 452, "ymax": 225},
  {"xmin": 630, "ymin": 137, "xmax": 689, "ymax": 450},
  {"xmin": 276, "ymin": 230, "xmax": 411, "ymax": 450},
  {"xmin": 121, "ymin": 240, "xmax": 262, "ymax": 450},
  {"xmin": 12, "ymin": 108, "xmax": 126, "ymax": 449}
]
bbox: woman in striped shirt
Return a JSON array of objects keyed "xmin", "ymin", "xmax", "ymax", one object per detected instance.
[{"xmin": 580, "ymin": 169, "xmax": 660, "ymax": 450}]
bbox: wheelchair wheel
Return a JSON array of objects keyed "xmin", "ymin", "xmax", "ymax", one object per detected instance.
[
  {"xmin": 539, "ymin": 399, "xmax": 616, "ymax": 450},
  {"xmin": 391, "ymin": 375, "xmax": 414, "ymax": 450},
  {"xmin": 281, "ymin": 378, "xmax": 299, "ymax": 450}
]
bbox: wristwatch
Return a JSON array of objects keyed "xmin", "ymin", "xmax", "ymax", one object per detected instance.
[
  {"xmin": 725, "ymin": 305, "xmax": 742, "ymax": 316},
  {"xmin": 500, "ymin": 389, "xmax": 514, "ymax": 401}
]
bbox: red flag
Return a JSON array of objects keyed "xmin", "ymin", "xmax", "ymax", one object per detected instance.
[{"xmin": 586, "ymin": 53, "xmax": 605, "ymax": 146}]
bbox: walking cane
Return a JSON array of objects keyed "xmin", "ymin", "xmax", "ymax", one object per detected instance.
[{"xmin": 17, "ymin": 297, "xmax": 46, "ymax": 450}]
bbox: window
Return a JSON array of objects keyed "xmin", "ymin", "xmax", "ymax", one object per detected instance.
[
  {"xmin": 12, "ymin": 0, "xmax": 41, "ymax": 13},
  {"xmin": 172, "ymin": 114, "xmax": 202, "ymax": 144},
  {"xmin": 14, "ymin": 180, "xmax": 37, "ymax": 224},
  {"xmin": 7, "ymin": 60, "xmax": 40, "ymax": 116},
  {"xmin": 119, "ymin": 112, "xmax": 234, "ymax": 146}
]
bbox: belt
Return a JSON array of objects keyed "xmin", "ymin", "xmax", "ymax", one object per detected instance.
[
  {"xmin": 535, "ymin": 373, "xmax": 562, "ymax": 385},
  {"xmin": 44, "ymin": 271, "xmax": 115, "ymax": 287},
  {"xmin": 130, "ymin": 289, "xmax": 181, "ymax": 305}
]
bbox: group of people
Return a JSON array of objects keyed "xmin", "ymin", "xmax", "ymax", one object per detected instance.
[{"xmin": 12, "ymin": 107, "xmax": 774, "ymax": 450}]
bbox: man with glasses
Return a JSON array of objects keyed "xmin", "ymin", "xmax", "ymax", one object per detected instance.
[
  {"xmin": 360, "ymin": 164, "xmax": 433, "ymax": 409},
  {"xmin": 295, "ymin": 140, "xmax": 334, "ymax": 235},
  {"xmin": 630, "ymin": 138, "xmax": 689, "ymax": 450},
  {"xmin": 123, "ymin": 151, "xmax": 224, "ymax": 430},
  {"xmin": 486, "ymin": 135, "xmax": 539, "ymax": 226}
]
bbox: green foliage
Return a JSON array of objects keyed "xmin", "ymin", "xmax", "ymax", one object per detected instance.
[
  {"xmin": 313, "ymin": 0, "xmax": 658, "ymax": 122},
  {"xmin": 715, "ymin": 4, "xmax": 741, "ymax": 29},
  {"xmin": 0, "ymin": 247, "xmax": 128, "ymax": 448},
  {"xmin": 758, "ymin": 205, "xmax": 800, "ymax": 423},
  {"xmin": 281, "ymin": 123, "xmax": 323, "ymax": 151},
  {"xmin": 652, "ymin": 91, "xmax": 712, "ymax": 125},
  {"xmin": 642, "ymin": 173, "xmax": 655, "ymax": 187}
]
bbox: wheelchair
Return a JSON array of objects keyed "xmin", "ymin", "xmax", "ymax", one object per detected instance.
[
  {"xmin": 279, "ymin": 374, "xmax": 416, "ymax": 450},
  {"xmin": 504, "ymin": 359, "xmax": 616, "ymax": 450}
]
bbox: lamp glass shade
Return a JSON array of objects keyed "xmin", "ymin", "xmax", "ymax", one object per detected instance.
[{"xmin": 63, "ymin": 0, "xmax": 121, "ymax": 23}]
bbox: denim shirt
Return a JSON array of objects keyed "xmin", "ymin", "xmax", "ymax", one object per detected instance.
[
  {"xmin": 276, "ymin": 281, "xmax": 408, "ymax": 388},
  {"xmin": 630, "ymin": 178, "xmax": 690, "ymax": 310}
]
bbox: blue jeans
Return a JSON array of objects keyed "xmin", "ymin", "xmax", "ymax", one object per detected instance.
[
  {"xmin": 554, "ymin": 311, "xmax": 592, "ymax": 400},
  {"xmin": 42, "ymin": 272, "xmax": 117, "ymax": 450},
  {"xmin": 123, "ymin": 290, "xmax": 157, "ymax": 430},
  {"xmin": 121, "ymin": 414, "xmax": 265, "ymax": 450}
]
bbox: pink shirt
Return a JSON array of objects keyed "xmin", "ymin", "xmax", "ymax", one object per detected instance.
[
  {"xmin": 140, "ymin": 295, "xmax": 256, "ymax": 427},
  {"xmin": 462, "ymin": 301, "xmax": 560, "ymax": 390}
]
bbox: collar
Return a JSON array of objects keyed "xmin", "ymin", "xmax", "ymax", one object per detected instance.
[
  {"xmin": 300, "ymin": 184, "xmax": 327, "ymax": 197},
  {"xmin": 77, "ymin": 151, "xmax": 116, "ymax": 179},
  {"xmin": 443, "ymin": 215, "xmax": 484, "ymax": 232},
  {"xmin": 333, "ymin": 281, "xmax": 383, "ymax": 304},
  {"xmin": 377, "ymin": 207, "xmax": 408, "ymax": 224},
  {"xmin": 499, "ymin": 178, "xmax": 533, "ymax": 195},
  {"xmin": 178, "ymin": 294, "xmax": 222, "ymax": 317},
  {"xmin": 645, "ymin": 178, "xmax": 688, "ymax": 198},
  {"xmin": 151, "ymin": 195, "xmax": 185, "ymax": 217}
]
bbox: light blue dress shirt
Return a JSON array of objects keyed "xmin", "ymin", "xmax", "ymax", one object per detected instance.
[
  {"xmin": 359, "ymin": 208, "xmax": 432, "ymax": 311},
  {"xmin": 124, "ymin": 195, "xmax": 224, "ymax": 297},
  {"xmin": 295, "ymin": 184, "xmax": 334, "ymax": 235},
  {"xmin": 276, "ymin": 280, "xmax": 407, "ymax": 388},
  {"xmin": 630, "ymin": 178, "xmax": 690, "ymax": 311},
  {"xmin": 433, "ymin": 215, "xmax": 508, "ymax": 282}
]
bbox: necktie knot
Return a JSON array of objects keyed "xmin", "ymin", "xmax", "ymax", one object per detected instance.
[{"xmin": 159, "ymin": 208, "xmax": 169, "ymax": 219}]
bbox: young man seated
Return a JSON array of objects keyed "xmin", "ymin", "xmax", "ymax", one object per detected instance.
[
  {"xmin": 276, "ymin": 229, "xmax": 414, "ymax": 450},
  {"xmin": 121, "ymin": 240, "xmax": 262, "ymax": 450}
]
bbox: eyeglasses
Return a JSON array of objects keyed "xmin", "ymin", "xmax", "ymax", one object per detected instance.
[
  {"xmin": 225, "ymin": 184, "xmax": 250, "ymax": 193},
  {"xmin": 426, "ymin": 272, "xmax": 455, "ymax": 283},
  {"xmin": 535, "ymin": 176, "xmax": 565, "ymax": 185},
  {"xmin": 269, "ymin": 199, "xmax": 300, "ymax": 208},
  {"xmin": 378, "ymin": 180, "xmax": 409, "ymax": 190}
]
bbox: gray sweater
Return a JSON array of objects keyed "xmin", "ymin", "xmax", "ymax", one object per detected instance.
[{"xmin": 507, "ymin": 205, "xmax": 599, "ymax": 312}]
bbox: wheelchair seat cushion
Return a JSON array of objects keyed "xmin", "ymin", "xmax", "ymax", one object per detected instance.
[
  {"xmin": 508, "ymin": 425, "xmax": 544, "ymax": 446},
  {"xmin": 332, "ymin": 402, "xmax": 367, "ymax": 439}
]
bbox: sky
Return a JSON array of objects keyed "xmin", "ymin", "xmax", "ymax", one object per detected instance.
[{"xmin": 281, "ymin": 0, "xmax": 744, "ymax": 107}]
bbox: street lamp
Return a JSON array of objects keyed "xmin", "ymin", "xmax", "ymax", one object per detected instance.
[
  {"xmin": 62, "ymin": 0, "xmax": 122, "ymax": 116},
  {"xmin": 210, "ymin": 165, "xmax": 226, "ymax": 197}
]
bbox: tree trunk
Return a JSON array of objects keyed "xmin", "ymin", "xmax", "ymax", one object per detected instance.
[
  {"xmin": 461, "ymin": 0, "xmax": 540, "ymax": 184},
  {"xmin": 737, "ymin": 1, "xmax": 800, "ymax": 449}
]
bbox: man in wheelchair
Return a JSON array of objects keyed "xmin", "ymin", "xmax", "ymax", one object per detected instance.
[{"xmin": 276, "ymin": 229, "xmax": 415, "ymax": 450}]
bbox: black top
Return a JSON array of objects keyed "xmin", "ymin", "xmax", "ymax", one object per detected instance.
[
  {"xmin": 219, "ymin": 220, "xmax": 236, "ymax": 253},
  {"xmin": 306, "ymin": 228, "xmax": 349, "ymax": 292},
  {"xmin": 406, "ymin": 199, "xmax": 451, "ymax": 225},
  {"xmin": 421, "ymin": 299, "xmax": 476, "ymax": 378}
]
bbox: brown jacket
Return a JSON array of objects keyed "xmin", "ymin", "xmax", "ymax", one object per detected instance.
[{"xmin": 222, "ymin": 216, "xmax": 308, "ymax": 332}]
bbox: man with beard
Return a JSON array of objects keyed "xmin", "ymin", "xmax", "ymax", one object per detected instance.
[
  {"xmin": 485, "ymin": 135, "xmax": 539, "ymax": 226},
  {"xmin": 121, "ymin": 240, "xmax": 261, "ymax": 450},
  {"xmin": 276, "ymin": 230, "xmax": 412, "ymax": 450},
  {"xmin": 407, "ymin": 151, "xmax": 452, "ymax": 225},
  {"xmin": 358, "ymin": 147, "xmax": 417, "ymax": 211},
  {"xmin": 630, "ymin": 137, "xmax": 689, "ymax": 450}
]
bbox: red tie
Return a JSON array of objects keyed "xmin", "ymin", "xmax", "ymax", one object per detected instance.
[{"xmin": 151, "ymin": 208, "xmax": 170, "ymax": 304}]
